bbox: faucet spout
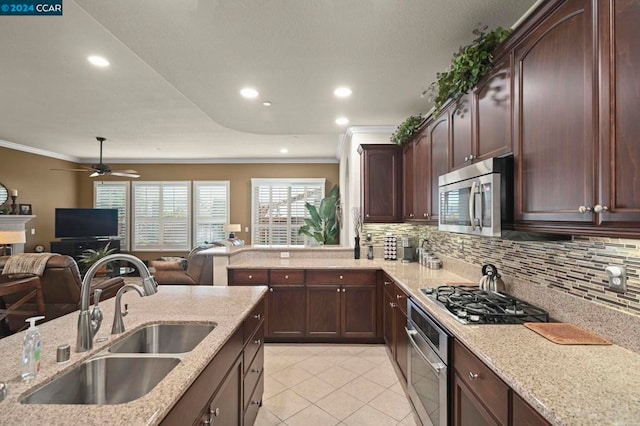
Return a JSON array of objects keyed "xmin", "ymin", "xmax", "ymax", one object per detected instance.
[
  {"xmin": 76, "ymin": 253, "xmax": 158, "ymax": 352},
  {"xmin": 111, "ymin": 284, "xmax": 144, "ymax": 334}
]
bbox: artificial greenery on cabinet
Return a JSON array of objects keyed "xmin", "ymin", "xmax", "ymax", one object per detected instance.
[{"xmin": 390, "ymin": 114, "xmax": 424, "ymax": 146}]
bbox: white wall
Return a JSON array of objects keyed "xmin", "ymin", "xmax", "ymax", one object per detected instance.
[{"xmin": 338, "ymin": 127, "xmax": 394, "ymax": 246}]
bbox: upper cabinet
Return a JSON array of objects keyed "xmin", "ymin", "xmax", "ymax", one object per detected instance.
[
  {"xmin": 514, "ymin": 0, "xmax": 596, "ymax": 224},
  {"xmin": 402, "ymin": 141, "xmax": 416, "ymax": 221},
  {"xmin": 449, "ymin": 95, "xmax": 474, "ymax": 171},
  {"xmin": 359, "ymin": 144, "xmax": 403, "ymax": 223}
]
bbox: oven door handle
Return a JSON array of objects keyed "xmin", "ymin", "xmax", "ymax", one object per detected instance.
[{"xmin": 405, "ymin": 328, "xmax": 445, "ymax": 374}]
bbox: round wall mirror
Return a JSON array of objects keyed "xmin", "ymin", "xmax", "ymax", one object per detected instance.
[{"xmin": 0, "ymin": 183, "xmax": 8, "ymax": 206}]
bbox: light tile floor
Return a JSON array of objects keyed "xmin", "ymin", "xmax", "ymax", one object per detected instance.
[{"xmin": 255, "ymin": 344, "xmax": 420, "ymax": 426}]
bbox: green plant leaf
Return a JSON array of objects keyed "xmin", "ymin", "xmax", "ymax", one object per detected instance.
[{"xmin": 306, "ymin": 203, "xmax": 321, "ymax": 224}]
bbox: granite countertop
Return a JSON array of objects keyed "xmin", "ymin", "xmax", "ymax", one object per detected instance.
[
  {"xmin": 0, "ymin": 285, "xmax": 267, "ymax": 426},
  {"xmin": 228, "ymin": 257, "xmax": 640, "ymax": 426}
]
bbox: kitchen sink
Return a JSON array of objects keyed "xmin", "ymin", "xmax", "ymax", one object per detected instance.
[
  {"xmin": 20, "ymin": 356, "xmax": 180, "ymax": 405},
  {"xmin": 108, "ymin": 323, "xmax": 216, "ymax": 354}
]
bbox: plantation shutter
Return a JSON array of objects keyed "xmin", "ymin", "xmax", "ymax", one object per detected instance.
[
  {"xmin": 194, "ymin": 181, "xmax": 229, "ymax": 245},
  {"xmin": 94, "ymin": 181, "xmax": 129, "ymax": 250},
  {"xmin": 251, "ymin": 179, "xmax": 325, "ymax": 246},
  {"xmin": 132, "ymin": 182, "xmax": 190, "ymax": 251}
]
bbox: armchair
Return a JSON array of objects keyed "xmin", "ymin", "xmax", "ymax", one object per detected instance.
[
  {"xmin": 150, "ymin": 246, "xmax": 214, "ymax": 285},
  {"xmin": 0, "ymin": 255, "xmax": 124, "ymax": 331}
]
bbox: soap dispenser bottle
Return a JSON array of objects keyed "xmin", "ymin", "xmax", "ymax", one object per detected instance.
[{"xmin": 22, "ymin": 315, "xmax": 45, "ymax": 381}]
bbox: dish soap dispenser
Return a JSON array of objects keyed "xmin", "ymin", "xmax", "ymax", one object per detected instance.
[{"xmin": 22, "ymin": 315, "xmax": 45, "ymax": 381}]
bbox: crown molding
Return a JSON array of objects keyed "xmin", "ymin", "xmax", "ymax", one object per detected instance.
[
  {"xmin": 79, "ymin": 157, "xmax": 340, "ymax": 164},
  {"xmin": 345, "ymin": 125, "xmax": 395, "ymax": 138},
  {"xmin": 0, "ymin": 139, "xmax": 79, "ymax": 162}
]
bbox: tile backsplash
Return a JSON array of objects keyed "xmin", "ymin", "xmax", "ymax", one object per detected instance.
[{"xmin": 362, "ymin": 223, "xmax": 640, "ymax": 317}]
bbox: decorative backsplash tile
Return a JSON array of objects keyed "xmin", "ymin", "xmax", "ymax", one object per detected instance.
[{"xmin": 362, "ymin": 223, "xmax": 640, "ymax": 316}]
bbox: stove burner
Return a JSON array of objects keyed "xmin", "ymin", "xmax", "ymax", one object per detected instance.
[{"xmin": 421, "ymin": 285, "xmax": 549, "ymax": 325}]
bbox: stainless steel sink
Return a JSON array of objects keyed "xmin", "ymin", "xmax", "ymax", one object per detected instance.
[
  {"xmin": 108, "ymin": 323, "xmax": 216, "ymax": 354},
  {"xmin": 20, "ymin": 356, "xmax": 180, "ymax": 405}
]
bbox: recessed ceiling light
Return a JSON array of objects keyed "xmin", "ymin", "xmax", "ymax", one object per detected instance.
[
  {"xmin": 334, "ymin": 87, "xmax": 352, "ymax": 98},
  {"xmin": 335, "ymin": 117, "xmax": 349, "ymax": 125},
  {"xmin": 280, "ymin": 148, "xmax": 288, "ymax": 154},
  {"xmin": 262, "ymin": 101, "xmax": 272, "ymax": 107},
  {"xmin": 88, "ymin": 56, "xmax": 110, "ymax": 67},
  {"xmin": 240, "ymin": 88, "xmax": 259, "ymax": 99}
]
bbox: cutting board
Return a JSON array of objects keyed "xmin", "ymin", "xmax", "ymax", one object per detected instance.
[{"xmin": 524, "ymin": 323, "xmax": 611, "ymax": 345}]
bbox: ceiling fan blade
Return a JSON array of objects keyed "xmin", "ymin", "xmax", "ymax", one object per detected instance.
[
  {"xmin": 110, "ymin": 171, "xmax": 140, "ymax": 178},
  {"xmin": 51, "ymin": 166, "xmax": 94, "ymax": 172}
]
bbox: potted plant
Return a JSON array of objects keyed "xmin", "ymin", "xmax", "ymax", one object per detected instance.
[
  {"xmin": 78, "ymin": 242, "xmax": 117, "ymax": 276},
  {"xmin": 298, "ymin": 185, "xmax": 340, "ymax": 245},
  {"xmin": 390, "ymin": 114, "xmax": 424, "ymax": 145},
  {"xmin": 424, "ymin": 25, "xmax": 512, "ymax": 115}
]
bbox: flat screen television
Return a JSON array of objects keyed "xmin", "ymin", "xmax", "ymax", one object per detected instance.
[{"xmin": 55, "ymin": 208, "xmax": 118, "ymax": 239}]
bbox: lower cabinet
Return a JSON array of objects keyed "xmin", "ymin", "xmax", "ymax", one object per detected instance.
[
  {"xmin": 453, "ymin": 340, "xmax": 550, "ymax": 426},
  {"xmin": 383, "ymin": 274, "xmax": 409, "ymax": 381},
  {"xmin": 268, "ymin": 285, "xmax": 305, "ymax": 338},
  {"xmin": 160, "ymin": 297, "xmax": 265, "ymax": 426}
]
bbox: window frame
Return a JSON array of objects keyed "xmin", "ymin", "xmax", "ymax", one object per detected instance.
[
  {"xmin": 193, "ymin": 180, "xmax": 230, "ymax": 245},
  {"xmin": 93, "ymin": 181, "xmax": 130, "ymax": 251}
]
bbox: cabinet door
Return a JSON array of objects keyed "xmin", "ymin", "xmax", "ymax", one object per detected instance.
[
  {"xmin": 453, "ymin": 373, "xmax": 501, "ymax": 426},
  {"xmin": 514, "ymin": 0, "xmax": 596, "ymax": 223},
  {"xmin": 450, "ymin": 95, "xmax": 474, "ymax": 170},
  {"xmin": 403, "ymin": 141, "xmax": 416, "ymax": 221},
  {"xmin": 512, "ymin": 392, "xmax": 551, "ymax": 426},
  {"xmin": 206, "ymin": 356, "xmax": 243, "ymax": 426},
  {"xmin": 306, "ymin": 285, "xmax": 340, "ymax": 337},
  {"xmin": 383, "ymin": 288, "xmax": 395, "ymax": 353},
  {"xmin": 341, "ymin": 284, "xmax": 377, "ymax": 338},
  {"xmin": 394, "ymin": 307, "xmax": 408, "ymax": 381},
  {"xmin": 359, "ymin": 144, "xmax": 402, "ymax": 223},
  {"xmin": 413, "ymin": 129, "xmax": 431, "ymax": 221},
  {"xmin": 474, "ymin": 56, "xmax": 512, "ymax": 160},
  {"xmin": 429, "ymin": 115, "xmax": 450, "ymax": 222},
  {"xmin": 268, "ymin": 285, "xmax": 305, "ymax": 338},
  {"xmin": 598, "ymin": 0, "xmax": 640, "ymax": 226}
]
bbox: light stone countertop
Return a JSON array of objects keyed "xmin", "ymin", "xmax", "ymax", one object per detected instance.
[
  {"xmin": 0, "ymin": 285, "xmax": 267, "ymax": 426},
  {"xmin": 228, "ymin": 257, "xmax": 640, "ymax": 426}
]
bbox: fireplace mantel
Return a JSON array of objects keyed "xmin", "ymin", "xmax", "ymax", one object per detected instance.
[{"xmin": 0, "ymin": 215, "xmax": 35, "ymax": 254}]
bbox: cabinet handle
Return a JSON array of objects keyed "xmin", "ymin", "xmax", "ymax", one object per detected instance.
[
  {"xmin": 254, "ymin": 339, "xmax": 262, "ymax": 345},
  {"xmin": 339, "ymin": 275, "xmax": 343, "ymax": 280},
  {"xmin": 390, "ymin": 302, "xmax": 397, "ymax": 308},
  {"xmin": 285, "ymin": 275, "xmax": 289, "ymax": 279},
  {"xmin": 269, "ymin": 287, "xmax": 273, "ymax": 292},
  {"xmin": 251, "ymin": 400, "xmax": 261, "ymax": 406},
  {"xmin": 423, "ymin": 213, "xmax": 428, "ymax": 218},
  {"xmin": 469, "ymin": 154, "xmax": 475, "ymax": 161},
  {"xmin": 342, "ymin": 288, "xmax": 346, "ymax": 293},
  {"xmin": 396, "ymin": 294, "xmax": 403, "ymax": 300},
  {"xmin": 253, "ymin": 313, "xmax": 262, "ymax": 320},
  {"xmin": 366, "ymin": 214, "xmax": 370, "ymax": 218},
  {"xmin": 464, "ymin": 156, "xmax": 469, "ymax": 162},
  {"xmin": 409, "ymin": 213, "xmax": 414, "ymax": 218},
  {"xmin": 251, "ymin": 367, "xmax": 262, "ymax": 374},
  {"xmin": 248, "ymin": 275, "xmax": 253, "ymax": 279},
  {"xmin": 336, "ymin": 288, "xmax": 340, "ymax": 292},
  {"xmin": 578, "ymin": 205, "xmax": 593, "ymax": 214},
  {"xmin": 210, "ymin": 407, "xmax": 220, "ymax": 417},
  {"xmin": 468, "ymin": 372, "xmax": 479, "ymax": 381},
  {"xmin": 594, "ymin": 205, "xmax": 609, "ymax": 213},
  {"xmin": 384, "ymin": 281, "xmax": 390, "ymax": 286}
]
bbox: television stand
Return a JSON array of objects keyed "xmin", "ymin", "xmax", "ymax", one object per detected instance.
[{"xmin": 50, "ymin": 238, "xmax": 121, "ymax": 263}]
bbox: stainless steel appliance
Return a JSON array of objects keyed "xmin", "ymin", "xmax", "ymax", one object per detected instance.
[
  {"xmin": 406, "ymin": 299, "xmax": 450, "ymax": 426},
  {"xmin": 438, "ymin": 157, "xmax": 513, "ymax": 237},
  {"xmin": 421, "ymin": 286, "xmax": 549, "ymax": 325}
]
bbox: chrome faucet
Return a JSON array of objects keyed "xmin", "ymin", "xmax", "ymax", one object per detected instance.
[
  {"xmin": 77, "ymin": 253, "xmax": 158, "ymax": 352},
  {"xmin": 111, "ymin": 284, "xmax": 144, "ymax": 334}
]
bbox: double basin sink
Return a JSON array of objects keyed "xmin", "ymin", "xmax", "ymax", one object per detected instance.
[{"xmin": 20, "ymin": 323, "xmax": 216, "ymax": 405}]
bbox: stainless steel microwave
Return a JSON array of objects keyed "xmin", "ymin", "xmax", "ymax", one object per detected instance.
[{"xmin": 438, "ymin": 157, "xmax": 513, "ymax": 237}]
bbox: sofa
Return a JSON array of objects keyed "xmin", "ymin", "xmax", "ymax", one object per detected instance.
[
  {"xmin": 0, "ymin": 255, "xmax": 124, "ymax": 331},
  {"xmin": 150, "ymin": 246, "xmax": 214, "ymax": 285}
]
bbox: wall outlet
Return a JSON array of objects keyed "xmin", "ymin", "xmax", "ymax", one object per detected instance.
[
  {"xmin": 280, "ymin": 252, "xmax": 290, "ymax": 258},
  {"xmin": 605, "ymin": 264, "xmax": 627, "ymax": 293},
  {"xmin": 31, "ymin": 228, "xmax": 35, "ymax": 235},
  {"xmin": 245, "ymin": 226, "xmax": 249, "ymax": 233}
]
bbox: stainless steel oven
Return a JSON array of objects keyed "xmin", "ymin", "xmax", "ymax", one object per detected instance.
[
  {"xmin": 406, "ymin": 299, "xmax": 450, "ymax": 426},
  {"xmin": 438, "ymin": 157, "xmax": 513, "ymax": 237}
]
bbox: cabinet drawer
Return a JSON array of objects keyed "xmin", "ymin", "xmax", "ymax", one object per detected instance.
[
  {"xmin": 229, "ymin": 269, "xmax": 269, "ymax": 285},
  {"xmin": 383, "ymin": 275, "xmax": 394, "ymax": 295},
  {"xmin": 269, "ymin": 269, "xmax": 304, "ymax": 285},
  {"xmin": 244, "ymin": 321, "xmax": 264, "ymax": 375},
  {"xmin": 393, "ymin": 282, "xmax": 409, "ymax": 315},
  {"xmin": 243, "ymin": 343, "xmax": 264, "ymax": 409},
  {"xmin": 243, "ymin": 372, "xmax": 264, "ymax": 426},
  {"xmin": 453, "ymin": 340, "xmax": 508, "ymax": 424},
  {"xmin": 306, "ymin": 269, "xmax": 376, "ymax": 285},
  {"xmin": 243, "ymin": 298, "xmax": 265, "ymax": 345}
]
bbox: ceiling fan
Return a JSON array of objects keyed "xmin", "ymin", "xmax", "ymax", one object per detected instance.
[{"xmin": 52, "ymin": 137, "xmax": 140, "ymax": 178}]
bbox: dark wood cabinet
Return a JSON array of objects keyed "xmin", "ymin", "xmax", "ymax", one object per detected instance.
[
  {"xmin": 359, "ymin": 144, "xmax": 402, "ymax": 223},
  {"xmin": 382, "ymin": 274, "xmax": 409, "ymax": 381},
  {"xmin": 342, "ymin": 283, "xmax": 377, "ymax": 338},
  {"xmin": 412, "ymin": 129, "xmax": 430, "ymax": 222},
  {"xmin": 268, "ymin": 285, "xmax": 305, "ymax": 338},
  {"xmin": 453, "ymin": 373, "xmax": 500, "ymax": 426},
  {"xmin": 514, "ymin": 0, "xmax": 596, "ymax": 224},
  {"xmin": 394, "ymin": 306, "xmax": 408, "ymax": 381},
  {"xmin": 512, "ymin": 392, "xmax": 551, "ymax": 426},
  {"xmin": 383, "ymin": 283, "xmax": 394, "ymax": 352},
  {"xmin": 450, "ymin": 95, "xmax": 474, "ymax": 171},
  {"xmin": 306, "ymin": 285, "xmax": 341, "ymax": 337},
  {"xmin": 205, "ymin": 356, "xmax": 243, "ymax": 426},
  {"xmin": 402, "ymin": 141, "xmax": 416, "ymax": 221}
]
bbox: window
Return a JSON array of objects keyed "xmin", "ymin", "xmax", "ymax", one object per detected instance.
[
  {"xmin": 251, "ymin": 178, "xmax": 325, "ymax": 246},
  {"xmin": 193, "ymin": 181, "xmax": 229, "ymax": 245},
  {"xmin": 94, "ymin": 181, "xmax": 129, "ymax": 250},
  {"xmin": 132, "ymin": 182, "xmax": 191, "ymax": 251}
]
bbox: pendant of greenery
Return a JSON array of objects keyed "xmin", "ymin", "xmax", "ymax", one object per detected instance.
[
  {"xmin": 390, "ymin": 114, "xmax": 424, "ymax": 145},
  {"xmin": 426, "ymin": 25, "xmax": 512, "ymax": 115},
  {"xmin": 298, "ymin": 185, "xmax": 340, "ymax": 245}
]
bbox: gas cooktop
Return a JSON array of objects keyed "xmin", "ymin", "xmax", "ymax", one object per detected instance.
[{"xmin": 421, "ymin": 285, "xmax": 549, "ymax": 325}]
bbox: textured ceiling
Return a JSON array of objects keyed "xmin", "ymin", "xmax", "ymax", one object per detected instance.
[{"xmin": 0, "ymin": 0, "xmax": 538, "ymax": 162}]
